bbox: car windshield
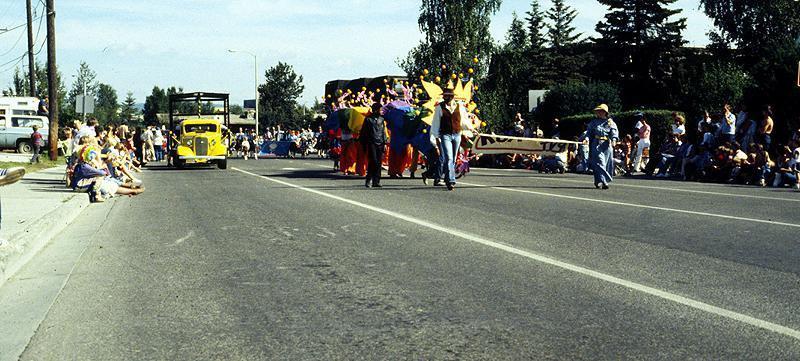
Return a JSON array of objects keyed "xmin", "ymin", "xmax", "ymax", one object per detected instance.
[{"xmin": 184, "ymin": 124, "xmax": 217, "ymax": 133}]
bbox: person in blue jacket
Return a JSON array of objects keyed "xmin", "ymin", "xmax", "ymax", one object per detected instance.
[{"xmin": 586, "ymin": 104, "xmax": 619, "ymax": 189}]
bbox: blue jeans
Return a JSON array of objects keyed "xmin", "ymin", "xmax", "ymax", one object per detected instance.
[
  {"xmin": 755, "ymin": 166, "xmax": 770, "ymax": 183},
  {"xmin": 439, "ymin": 133, "xmax": 461, "ymax": 184},
  {"xmin": 656, "ymin": 154, "xmax": 675, "ymax": 175}
]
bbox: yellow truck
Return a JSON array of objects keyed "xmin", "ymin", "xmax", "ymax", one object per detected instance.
[{"xmin": 168, "ymin": 92, "xmax": 231, "ymax": 170}]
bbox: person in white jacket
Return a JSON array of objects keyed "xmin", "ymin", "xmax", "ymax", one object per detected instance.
[{"xmin": 429, "ymin": 87, "xmax": 473, "ymax": 191}]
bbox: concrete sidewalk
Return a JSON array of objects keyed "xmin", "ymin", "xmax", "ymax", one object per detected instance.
[{"xmin": 0, "ymin": 167, "xmax": 89, "ymax": 287}]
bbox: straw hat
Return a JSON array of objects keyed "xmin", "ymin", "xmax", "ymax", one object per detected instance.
[{"xmin": 593, "ymin": 104, "xmax": 609, "ymax": 114}]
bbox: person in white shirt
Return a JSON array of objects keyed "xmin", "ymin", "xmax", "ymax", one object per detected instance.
[
  {"xmin": 720, "ymin": 104, "xmax": 737, "ymax": 144},
  {"xmin": 153, "ymin": 127, "xmax": 165, "ymax": 161},
  {"xmin": 697, "ymin": 111, "xmax": 711, "ymax": 134},
  {"xmin": 671, "ymin": 113, "xmax": 686, "ymax": 136},
  {"xmin": 140, "ymin": 126, "xmax": 155, "ymax": 161},
  {"xmin": 632, "ymin": 113, "xmax": 651, "ymax": 173},
  {"xmin": 429, "ymin": 87, "xmax": 474, "ymax": 191}
]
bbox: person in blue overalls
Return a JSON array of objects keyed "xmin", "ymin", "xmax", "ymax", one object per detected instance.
[{"xmin": 586, "ymin": 104, "xmax": 619, "ymax": 189}]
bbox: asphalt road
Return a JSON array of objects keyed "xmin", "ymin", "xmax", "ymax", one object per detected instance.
[{"xmin": 10, "ymin": 158, "xmax": 800, "ymax": 360}]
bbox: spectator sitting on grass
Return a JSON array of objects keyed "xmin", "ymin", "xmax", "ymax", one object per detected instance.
[
  {"xmin": 649, "ymin": 135, "xmax": 680, "ymax": 177},
  {"xmin": 727, "ymin": 143, "xmax": 751, "ymax": 184},
  {"xmin": 748, "ymin": 144, "xmax": 772, "ymax": 187},
  {"xmin": 772, "ymin": 146, "xmax": 799, "ymax": 189}
]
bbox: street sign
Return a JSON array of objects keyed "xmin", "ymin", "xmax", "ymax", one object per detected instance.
[{"xmin": 75, "ymin": 95, "xmax": 95, "ymax": 114}]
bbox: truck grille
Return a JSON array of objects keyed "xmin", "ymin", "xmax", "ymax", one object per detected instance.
[{"xmin": 195, "ymin": 137, "xmax": 209, "ymax": 156}]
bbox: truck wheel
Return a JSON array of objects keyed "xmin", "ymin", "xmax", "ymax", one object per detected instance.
[
  {"xmin": 175, "ymin": 159, "xmax": 185, "ymax": 169},
  {"xmin": 218, "ymin": 159, "xmax": 228, "ymax": 170},
  {"xmin": 17, "ymin": 140, "xmax": 32, "ymax": 154}
]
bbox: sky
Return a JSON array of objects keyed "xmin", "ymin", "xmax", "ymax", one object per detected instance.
[{"xmin": 0, "ymin": 0, "xmax": 715, "ymax": 107}]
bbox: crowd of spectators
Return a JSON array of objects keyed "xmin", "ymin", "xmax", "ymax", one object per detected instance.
[
  {"xmin": 596, "ymin": 105, "xmax": 799, "ymax": 189},
  {"xmin": 449, "ymin": 105, "xmax": 799, "ymax": 191},
  {"xmin": 60, "ymin": 118, "xmax": 148, "ymax": 203}
]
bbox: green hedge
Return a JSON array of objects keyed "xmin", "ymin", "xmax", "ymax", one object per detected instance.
[{"xmin": 560, "ymin": 110, "xmax": 684, "ymax": 150}]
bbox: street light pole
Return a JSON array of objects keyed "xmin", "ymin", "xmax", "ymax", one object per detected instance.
[{"xmin": 228, "ymin": 49, "xmax": 259, "ymax": 135}]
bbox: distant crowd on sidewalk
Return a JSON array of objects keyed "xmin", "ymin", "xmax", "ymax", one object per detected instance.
[{"xmin": 228, "ymin": 125, "xmax": 328, "ymax": 160}]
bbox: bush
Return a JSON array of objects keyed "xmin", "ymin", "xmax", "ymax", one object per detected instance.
[
  {"xmin": 560, "ymin": 109, "xmax": 684, "ymax": 150},
  {"xmin": 536, "ymin": 81, "xmax": 622, "ymax": 123}
]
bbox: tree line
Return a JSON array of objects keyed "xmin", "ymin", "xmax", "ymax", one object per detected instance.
[
  {"xmin": 5, "ymin": 61, "xmax": 139, "ymax": 127},
  {"xmin": 402, "ymin": 0, "xmax": 800, "ymax": 137}
]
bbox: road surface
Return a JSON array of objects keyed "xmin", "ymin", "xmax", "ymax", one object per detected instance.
[{"xmin": 5, "ymin": 158, "xmax": 800, "ymax": 360}]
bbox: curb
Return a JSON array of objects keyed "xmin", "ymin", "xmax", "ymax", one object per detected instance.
[{"xmin": 0, "ymin": 193, "xmax": 90, "ymax": 288}]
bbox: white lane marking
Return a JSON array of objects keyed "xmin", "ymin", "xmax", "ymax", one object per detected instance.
[
  {"xmin": 469, "ymin": 169, "xmax": 800, "ymax": 203},
  {"xmin": 175, "ymin": 231, "xmax": 194, "ymax": 245},
  {"xmin": 232, "ymin": 167, "xmax": 800, "ymax": 341},
  {"xmin": 459, "ymin": 181, "xmax": 800, "ymax": 229}
]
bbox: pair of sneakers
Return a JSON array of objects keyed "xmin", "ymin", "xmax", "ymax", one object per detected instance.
[{"xmin": 0, "ymin": 167, "xmax": 26, "ymax": 187}]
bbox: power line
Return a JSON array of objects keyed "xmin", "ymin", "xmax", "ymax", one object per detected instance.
[
  {"xmin": 0, "ymin": 13, "xmax": 43, "ymax": 36},
  {"xmin": 0, "ymin": 2, "xmax": 39, "ymax": 57},
  {"xmin": 0, "ymin": 22, "xmax": 24, "ymax": 56},
  {"xmin": 0, "ymin": 22, "xmax": 44, "ymax": 74}
]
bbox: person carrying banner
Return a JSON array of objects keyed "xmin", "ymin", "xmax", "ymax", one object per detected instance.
[
  {"xmin": 586, "ymin": 104, "xmax": 619, "ymax": 189},
  {"xmin": 361, "ymin": 103, "xmax": 388, "ymax": 188},
  {"xmin": 430, "ymin": 86, "xmax": 473, "ymax": 191}
]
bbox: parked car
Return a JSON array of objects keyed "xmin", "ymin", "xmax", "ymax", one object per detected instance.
[{"xmin": 0, "ymin": 112, "xmax": 49, "ymax": 153}]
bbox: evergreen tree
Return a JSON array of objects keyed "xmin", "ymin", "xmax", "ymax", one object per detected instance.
[
  {"xmin": 546, "ymin": 0, "xmax": 585, "ymax": 83},
  {"xmin": 486, "ymin": 12, "xmax": 531, "ymax": 126},
  {"xmin": 525, "ymin": 0, "xmax": 546, "ymax": 51},
  {"xmin": 595, "ymin": 0, "xmax": 687, "ymax": 106},
  {"xmin": 68, "ymin": 62, "xmax": 99, "ymax": 120},
  {"xmin": 120, "ymin": 92, "xmax": 138, "ymax": 124},
  {"xmin": 523, "ymin": 0, "xmax": 552, "ymax": 89},
  {"xmin": 546, "ymin": 0, "xmax": 580, "ymax": 50},
  {"xmin": 95, "ymin": 83, "xmax": 119, "ymax": 124}
]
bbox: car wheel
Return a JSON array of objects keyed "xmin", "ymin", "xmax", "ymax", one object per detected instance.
[
  {"xmin": 175, "ymin": 159, "xmax": 185, "ymax": 169},
  {"xmin": 17, "ymin": 140, "xmax": 32, "ymax": 154},
  {"xmin": 218, "ymin": 159, "xmax": 228, "ymax": 170}
]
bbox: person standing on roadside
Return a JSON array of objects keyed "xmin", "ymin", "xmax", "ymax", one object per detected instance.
[
  {"xmin": 758, "ymin": 106, "xmax": 774, "ymax": 151},
  {"xmin": 586, "ymin": 104, "xmax": 619, "ymax": 189},
  {"xmin": 361, "ymin": 103, "xmax": 388, "ymax": 188},
  {"xmin": 30, "ymin": 125, "xmax": 44, "ymax": 164},
  {"xmin": 632, "ymin": 113, "xmax": 650, "ymax": 173},
  {"xmin": 721, "ymin": 104, "xmax": 737, "ymax": 144}
]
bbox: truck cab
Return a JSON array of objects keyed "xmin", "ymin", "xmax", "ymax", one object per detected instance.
[{"xmin": 174, "ymin": 118, "xmax": 229, "ymax": 169}]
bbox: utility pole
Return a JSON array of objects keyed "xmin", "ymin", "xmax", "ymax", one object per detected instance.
[
  {"xmin": 45, "ymin": 0, "xmax": 59, "ymax": 161},
  {"xmin": 26, "ymin": 0, "xmax": 36, "ymax": 97}
]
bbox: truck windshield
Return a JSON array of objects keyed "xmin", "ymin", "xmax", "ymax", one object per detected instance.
[{"xmin": 184, "ymin": 124, "xmax": 217, "ymax": 133}]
